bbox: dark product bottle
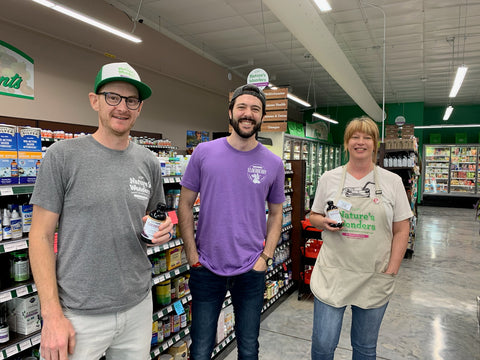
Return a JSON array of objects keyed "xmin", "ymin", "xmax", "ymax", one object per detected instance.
[
  {"xmin": 141, "ymin": 203, "xmax": 167, "ymax": 244},
  {"xmin": 326, "ymin": 201, "xmax": 343, "ymax": 228}
]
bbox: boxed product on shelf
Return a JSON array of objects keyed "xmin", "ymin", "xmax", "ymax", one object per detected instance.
[
  {"xmin": 168, "ymin": 340, "xmax": 188, "ymax": 360},
  {"xmin": 17, "ymin": 152, "xmax": 42, "ymax": 184},
  {"xmin": 7, "ymin": 294, "xmax": 41, "ymax": 335},
  {"xmin": 16, "ymin": 126, "xmax": 42, "ymax": 151},
  {"xmin": 166, "ymin": 246, "xmax": 183, "ymax": 270},
  {"xmin": 16, "ymin": 126, "xmax": 42, "ymax": 184},
  {"xmin": 0, "ymin": 124, "xmax": 19, "ymax": 185}
]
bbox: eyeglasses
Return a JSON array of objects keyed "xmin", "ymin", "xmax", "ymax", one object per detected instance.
[{"xmin": 97, "ymin": 92, "xmax": 142, "ymax": 110}]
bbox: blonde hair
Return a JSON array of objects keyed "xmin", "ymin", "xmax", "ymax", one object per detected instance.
[{"xmin": 343, "ymin": 116, "xmax": 380, "ymax": 161}]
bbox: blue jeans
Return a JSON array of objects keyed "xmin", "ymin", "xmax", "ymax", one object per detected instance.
[
  {"xmin": 189, "ymin": 266, "xmax": 266, "ymax": 360},
  {"xmin": 311, "ymin": 297, "xmax": 388, "ymax": 360}
]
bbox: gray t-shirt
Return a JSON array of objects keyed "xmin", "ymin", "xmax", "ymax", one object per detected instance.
[{"xmin": 30, "ymin": 135, "xmax": 164, "ymax": 314}]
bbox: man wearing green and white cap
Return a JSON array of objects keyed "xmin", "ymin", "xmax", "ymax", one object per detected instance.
[{"xmin": 29, "ymin": 62, "xmax": 173, "ymax": 360}]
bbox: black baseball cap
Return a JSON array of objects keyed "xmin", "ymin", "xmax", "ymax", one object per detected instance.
[{"xmin": 230, "ymin": 84, "xmax": 266, "ymax": 114}]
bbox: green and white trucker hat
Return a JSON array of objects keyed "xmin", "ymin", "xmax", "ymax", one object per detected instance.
[{"xmin": 94, "ymin": 62, "xmax": 152, "ymax": 100}]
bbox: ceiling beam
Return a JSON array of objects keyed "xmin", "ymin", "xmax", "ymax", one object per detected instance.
[{"xmin": 263, "ymin": 0, "xmax": 383, "ymax": 122}]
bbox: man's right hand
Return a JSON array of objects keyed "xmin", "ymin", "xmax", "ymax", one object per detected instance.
[{"xmin": 40, "ymin": 315, "xmax": 76, "ymax": 360}]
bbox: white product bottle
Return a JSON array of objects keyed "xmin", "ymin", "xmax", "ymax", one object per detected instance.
[
  {"xmin": 11, "ymin": 209, "xmax": 22, "ymax": 239},
  {"xmin": 2, "ymin": 209, "xmax": 11, "ymax": 240}
]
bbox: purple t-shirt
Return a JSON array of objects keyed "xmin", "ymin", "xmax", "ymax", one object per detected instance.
[{"xmin": 180, "ymin": 137, "xmax": 285, "ymax": 276}]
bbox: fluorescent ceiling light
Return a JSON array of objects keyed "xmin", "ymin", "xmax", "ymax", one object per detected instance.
[
  {"xmin": 31, "ymin": 0, "xmax": 142, "ymax": 43},
  {"xmin": 443, "ymin": 105, "xmax": 453, "ymax": 121},
  {"xmin": 313, "ymin": 112, "xmax": 338, "ymax": 124},
  {"xmin": 414, "ymin": 124, "xmax": 480, "ymax": 129},
  {"xmin": 287, "ymin": 93, "xmax": 311, "ymax": 107},
  {"xmin": 449, "ymin": 65, "xmax": 468, "ymax": 98},
  {"xmin": 313, "ymin": 0, "xmax": 332, "ymax": 12}
]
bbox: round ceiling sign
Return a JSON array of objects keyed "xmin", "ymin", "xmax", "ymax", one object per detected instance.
[
  {"xmin": 247, "ymin": 68, "xmax": 269, "ymax": 90},
  {"xmin": 395, "ymin": 115, "xmax": 406, "ymax": 126}
]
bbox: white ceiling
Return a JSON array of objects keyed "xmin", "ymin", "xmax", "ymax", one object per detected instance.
[{"xmin": 105, "ymin": 0, "xmax": 480, "ymax": 113}]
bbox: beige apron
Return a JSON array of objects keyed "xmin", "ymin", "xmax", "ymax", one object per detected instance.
[{"xmin": 310, "ymin": 165, "xmax": 396, "ymax": 309}]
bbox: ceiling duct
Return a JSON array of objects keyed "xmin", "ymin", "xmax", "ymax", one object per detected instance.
[{"xmin": 263, "ymin": 0, "xmax": 383, "ymax": 122}]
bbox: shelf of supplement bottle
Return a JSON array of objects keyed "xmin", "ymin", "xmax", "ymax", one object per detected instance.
[
  {"xmin": 149, "ymin": 326, "xmax": 190, "ymax": 358},
  {"xmin": 212, "ymin": 332, "xmax": 236, "ymax": 357},
  {"xmin": 0, "ymin": 282, "xmax": 36, "ymax": 304},
  {"xmin": 266, "ymin": 259, "xmax": 292, "ymax": 281},
  {"xmin": 141, "ymin": 144, "xmax": 178, "ymax": 150},
  {"xmin": 147, "ymin": 238, "xmax": 184, "ymax": 256},
  {"xmin": 276, "ymin": 241, "xmax": 291, "ymax": 252},
  {"xmin": 162, "ymin": 176, "xmax": 182, "ymax": 184},
  {"xmin": 285, "ymin": 170, "xmax": 294, "ymax": 175},
  {"xmin": 152, "ymin": 294, "xmax": 192, "ymax": 322},
  {"xmin": 384, "ymin": 148, "xmax": 418, "ymax": 153},
  {"xmin": 261, "ymin": 282, "xmax": 294, "ymax": 313},
  {"xmin": 151, "ymin": 264, "xmax": 190, "ymax": 286},
  {"xmin": 0, "ymin": 185, "xmax": 35, "ymax": 196},
  {"xmin": 0, "ymin": 238, "xmax": 29, "ymax": 254},
  {"xmin": 281, "ymin": 224, "xmax": 293, "ymax": 233},
  {"xmin": 0, "ymin": 331, "xmax": 41, "ymax": 360},
  {"xmin": 384, "ymin": 166, "xmax": 415, "ymax": 171},
  {"xmin": 284, "ymin": 188, "xmax": 293, "ymax": 194}
]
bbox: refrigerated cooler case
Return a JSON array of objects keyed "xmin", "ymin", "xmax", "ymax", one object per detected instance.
[
  {"xmin": 423, "ymin": 144, "xmax": 478, "ymax": 196},
  {"xmin": 283, "ymin": 135, "xmax": 342, "ymax": 201}
]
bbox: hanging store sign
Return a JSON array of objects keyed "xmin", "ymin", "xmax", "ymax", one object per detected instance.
[
  {"xmin": 247, "ymin": 68, "xmax": 269, "ymax": 90},
  {"xmin": 261, "ymin": 121, "xmax": 287, "ymax": 132},
  {"xmin": 306, "ymin": 121, "xmax": 329, "ymax": 141},
  {"xmin": 263, "ymin": 88, "xmax": 288, "ymax": 100},
  {"xmin": 264, "ymin": 111, "xmax": 287, "ymax": 122},
  {"xmin": 0, "ymin": 40, "xmax": 34, "ymax": 100},
  {"xmin": 266, "ymin": 99, "xmax": 288, "ymax": 111}
]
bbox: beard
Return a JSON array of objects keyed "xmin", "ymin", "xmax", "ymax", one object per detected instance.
[{"xmin": 229, "ymin": 116, "xmax": 262, "ymax": 139}]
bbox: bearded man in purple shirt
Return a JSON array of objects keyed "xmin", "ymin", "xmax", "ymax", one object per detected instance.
[{"xmin": 178, "ymin": 84, "xmax": 285, "ymax": 360}]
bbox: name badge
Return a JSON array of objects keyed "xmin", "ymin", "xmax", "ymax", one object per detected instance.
[{"xmin": 337, "ymin": 200, "xmax": 352, "ymax": 211}]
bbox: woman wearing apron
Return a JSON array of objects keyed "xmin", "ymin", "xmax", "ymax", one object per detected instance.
[{"xmin": 309, "ymin": 117, "xmax": 413, "ymax": 360}]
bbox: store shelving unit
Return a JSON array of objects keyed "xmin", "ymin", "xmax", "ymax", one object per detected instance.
[
  {"xmin": 378, "ymin": 142, "xmax": 420, "ymax": 255},
  {"xmin": 0, "ymin": 185, "xmax": 37, "ymax": 360}
]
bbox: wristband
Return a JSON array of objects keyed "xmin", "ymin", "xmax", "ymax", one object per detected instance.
[{"xmin": 191, "ymin": 261, "xmax": 202, "ymax": 268}]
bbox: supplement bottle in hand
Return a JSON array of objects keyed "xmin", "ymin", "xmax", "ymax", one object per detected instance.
[{"xmin": 141, "ymin": 203, "xmax": 167, "ymax": 244}]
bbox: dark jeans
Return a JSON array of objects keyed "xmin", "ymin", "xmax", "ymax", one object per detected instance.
[{"xmin": 189, "ymin": 266, "xmax": 266, "ymax": 360}]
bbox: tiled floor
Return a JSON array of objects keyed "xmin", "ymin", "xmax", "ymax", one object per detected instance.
[{"xmin": 224, "ymin": 206, "xmax": 480, "ymax": 359}]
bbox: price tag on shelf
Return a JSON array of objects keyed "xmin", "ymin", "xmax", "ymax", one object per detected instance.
[
  {"xmin": 5, "ymin": 346, "xmax": 18, "ymax": 357},
  {"xmin": 173, "ymin": 300, "xmax": 185, "ymax": 315},
  {"xmin": 0, "ymin": 187, "xmax": 14, "ymax": 196},
  {"xmin": 16, "ymin": 286, "xmax": 29, "ymax": 297},
  {"xmin": 0, "ymin": 291, "xmax": 12, "ymax": 303},
  {"xmin": 18, "ymin": 340, "xmax": 31, "ymax": 351},
  {"xmin": 16, "ymin": 240, "xmax": 28, "ymax": 250},
  {"xmin": 174, "ymin": 269, "xmax": 180, "ymax": 275},
  {"xmin": 31, "ymin": 334, "xmax": 42, "ymax": 345},
  {"xmin": 3, "ymin": 242, "xmax": 17, "ymax": 253},
  {"xmin": 167, "ymin": 339, "xmax": 174, "ymax": 347}
]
